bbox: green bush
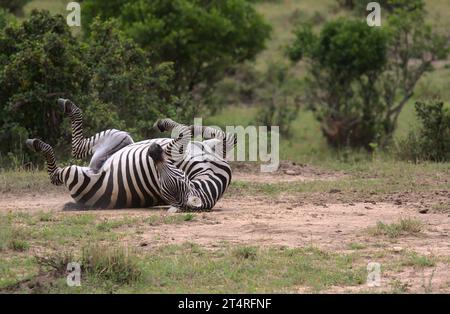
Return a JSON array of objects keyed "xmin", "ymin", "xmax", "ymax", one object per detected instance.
[
  {"xmin": 0, "ymin": 0, "xmax": 30, "ymax": 16},
  {"xmin": 396, "ymin": 101, "xmax": 450, "ymax": 162},
  {"xmin": 0, "ymin": 11, "xmax": 181, "ymax": 166},
  {"xmin": 255, "ymin": 63, "xmax": 300, "ymax": 137},
  {"xmin": 288, "ymin": 19, "xmax": 388, "ymax": 148},
  {"xmin": 82, "ymin": 0, "xmax": 271, "ymax": 97},
  {"xmin": 336, "ymin": 0, "xmax": 424, "ymax": 13},
  {"xmin": 0, "ymin": 11, "xmax": 90, "ymax": 162},
  {"xmin": 288, "ymin": 3, "xmax": 448, "ymax": 149}
]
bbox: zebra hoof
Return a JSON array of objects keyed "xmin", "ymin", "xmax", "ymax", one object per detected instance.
[
  {"xmin": 58, "ymin": 98, "xmax": 72, "ymax": 114},
  {"xmin": 25, "ymin": 139, "xmax": 37, "ymax": 151},
  {"xmin": 167, "ymin": 206, "xmax": 180, "ymax": 213},
  {"xmin": 153, "ymin": 119, "xmax": 165, "ymax": 132}
]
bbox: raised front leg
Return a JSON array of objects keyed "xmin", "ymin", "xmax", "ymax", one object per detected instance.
[
  {"xmin": 58, "ymin": 98, "xmax": 134, "ymax": 171},
  {"xmin": 154, "ymin": 118, "xmax": 237, "ymax": 159}
]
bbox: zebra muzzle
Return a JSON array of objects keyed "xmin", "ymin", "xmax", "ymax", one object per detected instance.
[{"xmin": 186, "ymin": 195, "xmax": 202, "ymax": 209}]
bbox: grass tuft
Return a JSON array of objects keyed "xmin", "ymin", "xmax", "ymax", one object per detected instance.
[
  {"xmin": 369, "ymin": 218, "xmax": 423, "ymax": 238},
  {"xmin": 81, "ymin": 245, "xmax": 142, "ymax": 284},
  {"xmin": 232, "ymin": 246, "xmax": 258, "ymax": 260}
]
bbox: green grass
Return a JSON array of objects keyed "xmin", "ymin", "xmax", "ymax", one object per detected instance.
[
  {"xmin": 400, "ymin": 252, "xmax": 436, "ymax": 268},
  {"xmin": 229, "ymin": 160, "xmax": 449, "ymax": 200},
  {"xmin": 348, "ymin": 243, "xmax": 366, "ymax": 250},
  {"xmin": 36, "ymin": 244, "xmax": 365, "ymax": 293},
  {"xmin": 80, "ymin": 245, "xmax": 142, "ymax": 285},
  {"xmin": 96, "ymin": 217, "xmax": 140, "ymax": 232},
  {"xmin": 368, "ymin": 218, "xmax": 423, "ymax": 239},
  {"xmin": 145, "ymin": 213, "xmax": 196, "ymax": 226}
]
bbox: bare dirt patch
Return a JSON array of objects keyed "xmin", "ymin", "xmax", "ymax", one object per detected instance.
[
  {"xmin": 232, "ymin": 161, "xmax": 347, "ymax": 183},
  {"xmin": 1, "ymin": 165, "xmax": 449, "ymax": 293}
]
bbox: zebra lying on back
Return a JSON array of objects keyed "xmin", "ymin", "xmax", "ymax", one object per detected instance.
[{"xmin": 26, "ymin": 99, "xmax": 236, "ymax": 211}]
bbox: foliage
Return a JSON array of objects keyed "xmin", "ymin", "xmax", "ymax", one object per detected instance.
[
  {"xmin": 0, "ymin": 8, "xmax": 15, "ymax": 28},
  {"xmin": 81, "ymin": 18, "xmax": 179, "ymax": 140},
  {"xmin": 396, "ymin": 100, "xmax": 450, "ymax": 162},
  {"xmin": 0, "ymin": 0, "xmax": 30, "ymax": 16},
  {"xmin": 82, "ymin": 0, "xmax": 271, "ymax": 97},
  {"xmin": 288, "ymin": 19, "xmax": 388, "ymax": 148},
  {"xmin": 255, "ymin": 63, "xmax": 301, "ymax": 137},
  {"xmin": 336, "ymin": 0, "xmax": 424, "ymax": 13},
  {"xmin": 0, "ymin": 11, "xmax": 90, "ymax": 161},
  {"xmin": 0, "ymin": 10, "xmax": 180, "ymax": 165},
  {"xmin": 288, "ymin": 3, "xmax": 448, "ymax": 149}
]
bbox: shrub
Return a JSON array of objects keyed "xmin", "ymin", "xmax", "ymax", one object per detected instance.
[
  {"xmin": 81, "ymin": 244, "xmax": 142, "ymax": 284},
  {"xmin": 255, "ymin": 63, "xmax": 301, "ymax": 137},
  {"xmin": 0, "ymin": 0, "xmax": 30, "ymax": 16},
  {"xmin": 288, "ymin": 19, "xmax": 388, "ymax": 148},
  {"xmin": 288, "ymin": 3, "xmax": 448, "ymax": 149},
  {"xmin": 396, "ymin": 100, "xmax": 450, "ymax": 162},
  {"xmin": 0, "ymin": 11, "xmax": 181, "ymax": 164},
  {"xmin": 82, "ymin": 0, "xmax": 271, "ymax": 98}
]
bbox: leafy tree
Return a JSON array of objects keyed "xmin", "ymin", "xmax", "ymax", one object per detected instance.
[
  {"xmin": 0, "ymin": 10, "xmax": 180, "ymax": 164},
  {"xmin": 288, "ymin": 2, "xmax": 448, "ymax": 149},
  {"xmin": 0, "ymin": 0, "xmax": 30, "ymax": 16},
  {"xmin": 0, "ymin": 8, "xmax": 15, "ymax": 29},
  {"xmin": 82, "ymin": 0, "xmax": 271, "ymax": 96},
  {"xmin": 336, "ymin": 0, "xmax": 424, "ymax": 13},
  {"xmin": 0, "ymin": 11, "xmax": 90, "ymax": 156},
  {"xmin": 82, "ymin": 18, "xmax": 179, "ymax": 140},
  {"xmin": 288, "ymin": 19, "xmax": 388, "ymax": 148}
]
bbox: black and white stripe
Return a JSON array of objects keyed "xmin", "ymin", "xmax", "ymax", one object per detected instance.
[{"xmin": 27, "ymin": 100, "xmax": 234, "ymax": 211}]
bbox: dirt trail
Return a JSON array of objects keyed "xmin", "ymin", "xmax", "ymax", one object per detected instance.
[{"xmin": 1, "ymin": 166, "xmax": 449, "ymax": 293}]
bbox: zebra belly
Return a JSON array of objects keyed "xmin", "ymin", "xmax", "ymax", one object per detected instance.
[{"xmin": 67, "ymin": 139, "xmax": 170, "ymax": 208}]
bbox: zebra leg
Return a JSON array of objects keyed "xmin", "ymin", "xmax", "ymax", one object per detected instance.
[
  {"xmin": 58, "ymin": 98, "xmax": 134, "ymax": 171},
  {"xmin": 154, "ymin": 118, "xmax": 236, "ymax": 158},
  {"xmin": 25, "ymin": 138, "xmax": 64, "ymax": 186},
  {"xmin": 58, "ymin": 98, "xmax": 89, "ymax": 159}
]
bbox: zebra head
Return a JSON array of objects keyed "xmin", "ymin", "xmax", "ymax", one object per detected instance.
[{"xmin": 149, "ymin": 143, "xmax": 204, "ymax": 211}]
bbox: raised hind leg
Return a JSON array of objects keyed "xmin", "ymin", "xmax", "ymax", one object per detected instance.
[
  {"xmin": 58, "ymin": 98, "xmax": 134, "ymax": 171},
  {"xmin": 26, "ymin": 138, "xmax": 66, "ymax": 186},
  {"xmin": 26, "ymin": 138, "xmax": 95, "ymax": 210}
]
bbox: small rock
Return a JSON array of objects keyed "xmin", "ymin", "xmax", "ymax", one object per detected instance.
[
  {"xmin": 394, "ymin": 199, "xmax": 402, "ymax": 205},
  {"xmin": 329, "ymin": 188, "xmax": 341, "ymax": 194},
  {"xmin": 419, "ymin": 208, "xmax": 429, "ymax": 214},
  {"xmin": 392, "ymin": 246, "xmax": 403, "ymax": 252},
  {"xmin": 286, "ymin": 207, "xmax": 293, "ymax": 210},
  {"xmin": 285, "ymin": 170, "xmax": 299, "ymax": 175},
  {"xmin": 365, "ymin": 206, "xmax": 372, "ymax": 210},
  {"xmin": 140, "ymin": 242, "xmax": 148, "ymax": 247}
]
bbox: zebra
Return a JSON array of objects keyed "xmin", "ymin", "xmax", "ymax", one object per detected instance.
[{"xmin": 25, "ymin": 98, "xmax": 236, "ymax": 211}]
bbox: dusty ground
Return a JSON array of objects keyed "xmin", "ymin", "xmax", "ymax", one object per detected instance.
[{"xmin": 1, "ymin": 162, "xmax": 449, "ymax": 293}]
